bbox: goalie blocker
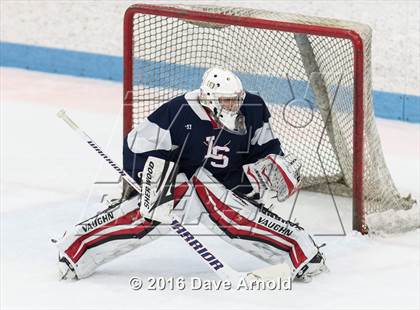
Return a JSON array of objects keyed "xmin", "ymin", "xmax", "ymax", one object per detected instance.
[
  {"xmin": 56, "ymin": 156, "xmax": 325, "ymax": 281},
  {"xmin": 138, "ymin": 157, "xmax": 178, "ymax": 223}
]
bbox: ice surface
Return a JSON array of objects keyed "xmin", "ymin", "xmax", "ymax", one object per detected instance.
[{"xmin": 1, "ymin": 68, "xmax": 419, "ymax": 309}]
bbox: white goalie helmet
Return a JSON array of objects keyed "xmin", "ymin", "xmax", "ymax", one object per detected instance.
[{"xmin": 199, "ymin": 67, "xmax": 246, "ymax": 134}]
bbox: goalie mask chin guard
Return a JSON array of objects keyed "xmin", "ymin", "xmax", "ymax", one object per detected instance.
[{"xmin": 199, "ymin": 67, "xmax": 246, "ymax": 135}]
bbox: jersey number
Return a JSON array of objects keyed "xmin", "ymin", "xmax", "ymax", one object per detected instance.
[{"xmin": 205, "ymin": 136, "xmax": 230, "ymax": 168}]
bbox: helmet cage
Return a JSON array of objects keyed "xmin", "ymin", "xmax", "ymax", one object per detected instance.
[{"xmin": 199, "ymin": 67, "xmax": 246, "ymax": 134}]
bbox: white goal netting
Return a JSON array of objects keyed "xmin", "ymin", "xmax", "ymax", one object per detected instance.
[{"xmin": 125, "ymin": 5, "xmax": 416, "ymax": 232}]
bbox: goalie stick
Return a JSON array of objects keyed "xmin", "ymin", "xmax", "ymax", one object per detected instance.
[{"xmin": 57, "ymin": 109, "xmax": 290, "ymax": 283}]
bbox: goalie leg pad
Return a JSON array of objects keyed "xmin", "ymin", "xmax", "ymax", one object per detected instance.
[
  {"xmin": 190, "ymin": 167, "xmax": 319, "ymax": 278},
  {"xmin": 56, "ymin": 171, "xmax": 192, "ymax": 279},
  {"xmin": 55, "ymin": 196, "xmax": 166, "ymax": 279}
]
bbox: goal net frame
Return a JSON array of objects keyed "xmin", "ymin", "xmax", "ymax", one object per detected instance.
[{"xmin": 122, "ymin": 4, "xmax": 414, "ymax": 234}]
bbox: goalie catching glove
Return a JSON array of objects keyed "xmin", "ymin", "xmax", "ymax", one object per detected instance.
[{"xmin": 243, "ymin": 154, "xmax": 302, "ymax": 202}]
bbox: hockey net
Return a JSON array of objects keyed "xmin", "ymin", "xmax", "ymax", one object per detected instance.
[{"xmin": 123, "ymin": 4, "xmax": 416, "ymax": 233}]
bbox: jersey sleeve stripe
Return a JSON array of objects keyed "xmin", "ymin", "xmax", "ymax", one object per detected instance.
[
  {"xmin": 250, "ymin": 122, "xmax": 276, "ymax": 146},
  {"xmin": 127, "ymin": 119, "xmax": 173, "ymax": 153}
]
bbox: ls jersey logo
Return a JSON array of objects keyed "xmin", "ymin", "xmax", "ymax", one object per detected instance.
[{"xmin": 204, "ymin": 136, "xmax": 230, "ymax": 168}]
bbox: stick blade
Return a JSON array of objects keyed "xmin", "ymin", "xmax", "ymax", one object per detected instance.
[{"xmin": 246, "ymin": 263, "xmax": 291, "ymax": 281}]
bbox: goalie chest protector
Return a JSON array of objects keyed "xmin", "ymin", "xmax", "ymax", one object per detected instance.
[{"xmin": 123, "ymin": 90, "xmax": 283, "ymax": 194}]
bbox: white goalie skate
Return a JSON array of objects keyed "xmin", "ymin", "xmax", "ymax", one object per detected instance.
[
  {"xmin": 295, "ymin": 246, "xmax": 329, "ymax": 282},
  {"xmin": 51, "ymin": 231, "xmax": 79, "ymax": 280},
  {"xmin": 57, "ymin": 254, "xmax": 78, "ymax": 280}
]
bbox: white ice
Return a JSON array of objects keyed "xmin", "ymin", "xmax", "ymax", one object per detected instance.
[{"xmin": 1, "ymin": 68, "xmax": 419, "ymax": 309}]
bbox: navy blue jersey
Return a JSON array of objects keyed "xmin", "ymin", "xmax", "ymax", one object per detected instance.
[{"xmin": 123, "ymin": 90, "xmax": 283, "ymax": 194}]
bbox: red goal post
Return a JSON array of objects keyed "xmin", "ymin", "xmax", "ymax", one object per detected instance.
[{"xmin": 123, "ymin": 4, "xmax": 415, "ymax": 234}]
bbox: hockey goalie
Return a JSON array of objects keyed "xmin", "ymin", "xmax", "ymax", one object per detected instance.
[{"xmin": 55, "ymin": 68, "xmax": 328, "ymax": 282}]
